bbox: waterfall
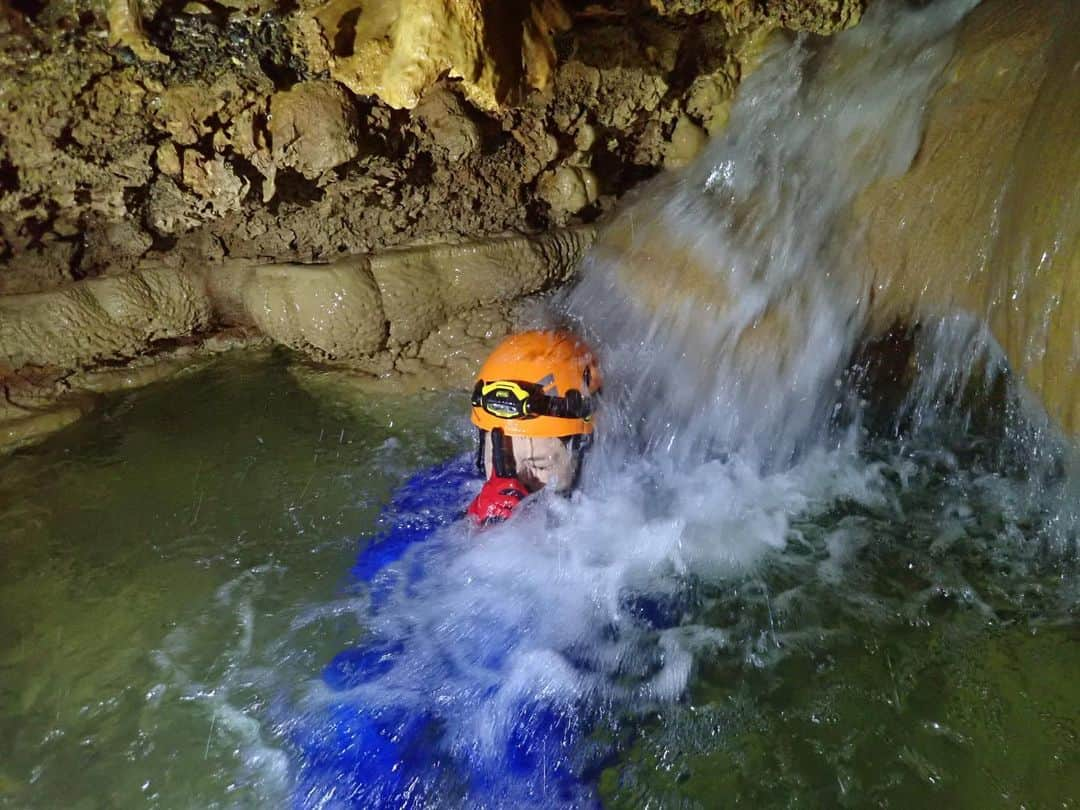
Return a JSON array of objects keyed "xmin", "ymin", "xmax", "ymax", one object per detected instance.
[
  {"xmin": 564, "ymin": 0, "xmax": 980, "ymax": 469},
  {"xmin": 284, "ymin": 1, "xmax": 1075, "ymax": 807}
]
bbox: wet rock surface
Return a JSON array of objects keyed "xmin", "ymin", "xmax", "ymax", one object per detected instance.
[
  {"xmin": 0, "ymin": 227, "xmax": 592, "ymax": 451},
  {"xmin": 857, "ymin": 0, "xmax": 1079, "ymax": 435},
  {"xmin": 0, "ymin": 0, "xmax": 868, "ymax": 450}
]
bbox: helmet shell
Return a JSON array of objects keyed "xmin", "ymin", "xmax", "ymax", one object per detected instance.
[{"xmin": 471, "ymin": 330, "xmax": 601, "ymax": 437}]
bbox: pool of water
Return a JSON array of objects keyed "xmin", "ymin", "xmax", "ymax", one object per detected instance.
[
  {"xmin": 1, "ymin": 352, "xmax": 1075, "ymax": 808},
  {"xmin": 599, "ymin": 431, "xmax": 1079, "ymax": 808},
  {"xmin": 0, "ymin": 354, "xmax": 470, "ymax": 808}
]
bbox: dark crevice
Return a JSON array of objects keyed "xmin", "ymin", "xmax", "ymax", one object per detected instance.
[
  {"xmin": 845, "ymin": 323, "xmax": 919, "ymax": 436},
  {"xmin": 255, "ymin": 14, "xmax": 306, "ymax": 89},
  {"xmin": 478, "ymin": 118, "xmax": 511, "ymax": 157},
  {"xmin": 19, "ymin": 202, "xmax": 59, "ymax": 249},
  {"xmin": 590, "ymin": 139, "xmax": 660, "ymax": 197},
  {"xmin": 575, "ymin": 199, "xmax": 605, "ymax": 224},
  {"xmin": 333, "ymin": 8, "xmax": 362, "ymax": 58},
  {"xmin": 406, "ymin": 151, "xmax": 435, "ymax": 186},
  {"xmin": 67, "ymin": 232, "xmax": 89, "ymax": 281},
  {"xmin": 55, "ymin": 123, "xmax": 77, "ymax": 150},
  {"xmin": 668, "ymin": 24, "xmax": 717, "ymax": 99},
  {"xmin": 146, "ymin": 5, "xmax": 308, "ymax": 88},
  {"xmin": 0, "ymin": 158, "xmax": 19, "ymax": 194},
  {"xmin": 524, "ymin": 196, "xmax": 552, "ymax": 231},
  {"xmin": 9, "ymin": 0, "xmax": 47, "ymax": 20},
  {"xmin": 149, "ymin": 232, "xmax": 179, "ymax": 253},
  {"xmin": 268, "ymin": 168, "xmax": 324, "ymax": 212},
  {"xmin": 229, "ymin": 153, "xmax": 265, "ymax": 204},
  {"xmin": 93, "ymin": 355, "xmax": 139, "ymax": 369}
]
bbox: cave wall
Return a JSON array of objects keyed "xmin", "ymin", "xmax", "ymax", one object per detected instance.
[{"xmin": 0, "ymin": 0, "xmax": 864, "ymax": 296}]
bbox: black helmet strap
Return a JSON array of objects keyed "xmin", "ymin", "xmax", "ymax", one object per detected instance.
[{"xmin": 489, "ymin": 428, "xmax": 517, "ymax": 479}]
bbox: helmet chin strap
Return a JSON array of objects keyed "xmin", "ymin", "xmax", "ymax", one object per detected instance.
[
  {"xmin": 478, "ymin": 429, "xmax": 592, "ymax": 494},
  {"xmin": 489, "ymin": 428, "xmax": 517, "ymax": 479}
]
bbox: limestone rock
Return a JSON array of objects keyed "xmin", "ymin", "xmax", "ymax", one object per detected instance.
[
  {"xmin": 313, "ymin": 0, "xmax": 571, "ymax": 111},
  {"xmin": 686, "ymin": 71, "xmax": 736, "ymax": 135},
  {"xmin": 414, "ymin": 86, "xmax": 481, "ymax": 161},
  {"xmin": 664, "ymin": 115, "xmax": 709, "ymax": 170},
  {"xmin": 269, "ymin": 81, "xmax": 361, "ymax": 179},
  {"xmin": 222, "ymin": 258, "xmax": 388, "ymax": 362},
  {"xmin": 574, "ymin": 123, "xmax": 597, "ymax": 152},
  {"xmin": 181, "ymin": 151, "xmax": 250, "ymax": 217},
  {"xmin": 368, "ymin": 228, "xmax": 595, "ymax": 351},
  {"xmin": 157, "ymin": 84, "xmax": 226, "ymax": 146},
  {"xmin": 106, "ymin": 0, "xmax": 169, "ymax": 64},
  {"xmin": 0, "ymin": 267, "xmax": 213, "ymax": 370},
  {"xmin": 537, "ymin": 165, "xmax": 599, "ymax": 219},
  {"xmin": 155, "ymin": 142, "xmax": 182, "ymax": 179},
  {"xmin": 649, "ymin": 0, "xmax": 864, "ymax": 35},
  {"xmin": 1, "ymin": 393, "xmax": 98, "ymax": 455},
  {"xmin": 146, "ymin": 176, "xmax": 204, "ymax": 235},
  {"xmin": 857, "ymin": 0, "xmax": 1079, "ymax": 435}
]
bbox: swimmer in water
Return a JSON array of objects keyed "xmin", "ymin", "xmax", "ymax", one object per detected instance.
[
  {"xmin": 467, "ymin": 330, "xmax": 601, "ymax": 525},
  {"xmin": 303, "ymin": 330, "xmax": 604, "ymax": 807}
]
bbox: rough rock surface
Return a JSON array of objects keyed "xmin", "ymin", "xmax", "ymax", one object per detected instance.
[
  {"xmin": 0, "ymin": 266, "xmax": 213, "ymax": 370},
  {"xmin": 0, "ymin": 0, "xmax": 863, "ymax": 297},
  {"xmin": 0, "ymin": 0, "xmax": 869, "ymax": 450},
  {"xmin": 312, "ymin": 0, "xmax": 571, "ymax": 111}
]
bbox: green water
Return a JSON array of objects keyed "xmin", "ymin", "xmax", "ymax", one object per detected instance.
[
  {"xmin": 0, "ymin": 354, "xmax": 469, "ymax": 808},
  {"xmin": 601, "ymin": 437, "xmax": 1079, "ymax": 808},
  {"xmin": 0, "ymin": 354, "xmax": 1076, "ymax": 808}
]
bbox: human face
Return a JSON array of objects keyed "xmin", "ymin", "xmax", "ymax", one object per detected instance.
[{"xmin": 483, "ymin": 434, "xmax": 579, "ymax": 493}]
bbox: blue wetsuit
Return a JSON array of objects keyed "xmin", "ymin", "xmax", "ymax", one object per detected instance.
[{"xmin": 292, "ymin": 456, "xmax": 601, "ymax": 809}]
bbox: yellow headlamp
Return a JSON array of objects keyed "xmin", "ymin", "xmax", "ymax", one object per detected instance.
[
  {"xmin": 475, "ymin": 380, "xmax": 534, "ymax": 419},
  {"xmin": 471, "ymin": 379, "xmax": 592, "ymax": 422}
]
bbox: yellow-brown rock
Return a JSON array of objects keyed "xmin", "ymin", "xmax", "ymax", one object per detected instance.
[
  {"xmin": 537, "ymin": 165, "xmax": 599, "ymax": 219},
  {"xmin": 414, "ymin": 86, "xmax": 482, "ymax": 160},
  {"xmin": 649, "ymin": 0, "xmax": 863, "ymax": 35},
  {"xmin": 664, "ymin": 115, "xmax": 709, "ymax": 170},
  {"xmin": 268, "ymin": 81, "xmax": 362, "ymax": 179},
  {"xmin": 312, "ymin": 0, "xmax": 571, "ymax": 111},
  {"xmin": 106, "ymin": 0, "xmax": 169, "ymax": 63},
  {"xmin": 858, "ymin": 0, "xmax": 1079, "ymax": 435},
  {"xmin": 0, "ymin": 267, "xmax": 213, "ymax": 371},
  {"xmin": 238, "ymin": 259, "xmax": 388, "ymax": 362},
  {"xmin": 180, "ymin": 151, "xmax": 250, "ymax": 217}
]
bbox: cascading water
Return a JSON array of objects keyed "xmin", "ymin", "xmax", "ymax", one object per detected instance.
[
  {"xmin": 6, "ymin": 0, "xmax": 1074, "ymax": 807},
  {"xmin": 566, "ymin": 0, "xmax": 980, "ymax": 468},
  {"xmin": 258, "ymin": 0, "xmax": 1072, "ymax": 806}
]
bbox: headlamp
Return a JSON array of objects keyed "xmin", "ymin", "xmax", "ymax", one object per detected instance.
[{"xmin": 471, "ymin": 380, "xmax": 591, "ymax": 422}]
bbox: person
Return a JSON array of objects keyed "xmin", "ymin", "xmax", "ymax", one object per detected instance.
[
  {"xmin": 467, "ymin": 330, "xmax": 602, "ymax": 525},
  {"xmin": 296, "ymin": 330, "xmax": 604, "ymax": 809}
]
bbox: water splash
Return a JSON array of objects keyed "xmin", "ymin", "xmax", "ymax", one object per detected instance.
[
  {"xmin": 276, "ymin": 3, "xmax": 1037, "ymax": 807},
  {"xmin": 565, "ymin": 0, "xmax": 979, "ymax": 469}
]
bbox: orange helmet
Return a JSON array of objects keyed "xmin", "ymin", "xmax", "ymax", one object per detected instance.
[{"xmin": 471, "ymin": 330, "xmax": 601, "ymax": 438}]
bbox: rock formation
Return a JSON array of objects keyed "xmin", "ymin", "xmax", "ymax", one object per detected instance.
[
  {"xmin": 1, "ymin": 0, "xmax": 867, "ymax": 449},
  {"xmin": 5, "ymin": 0, "xmax": 1076, "ymax": 447},
  {"xmin": 1, "ymin": 0, "xmax": 855, "ymax": 297},
  {"xmin": 857, "ymin": 0, "xmax": 1079, "ymax": 435}
]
